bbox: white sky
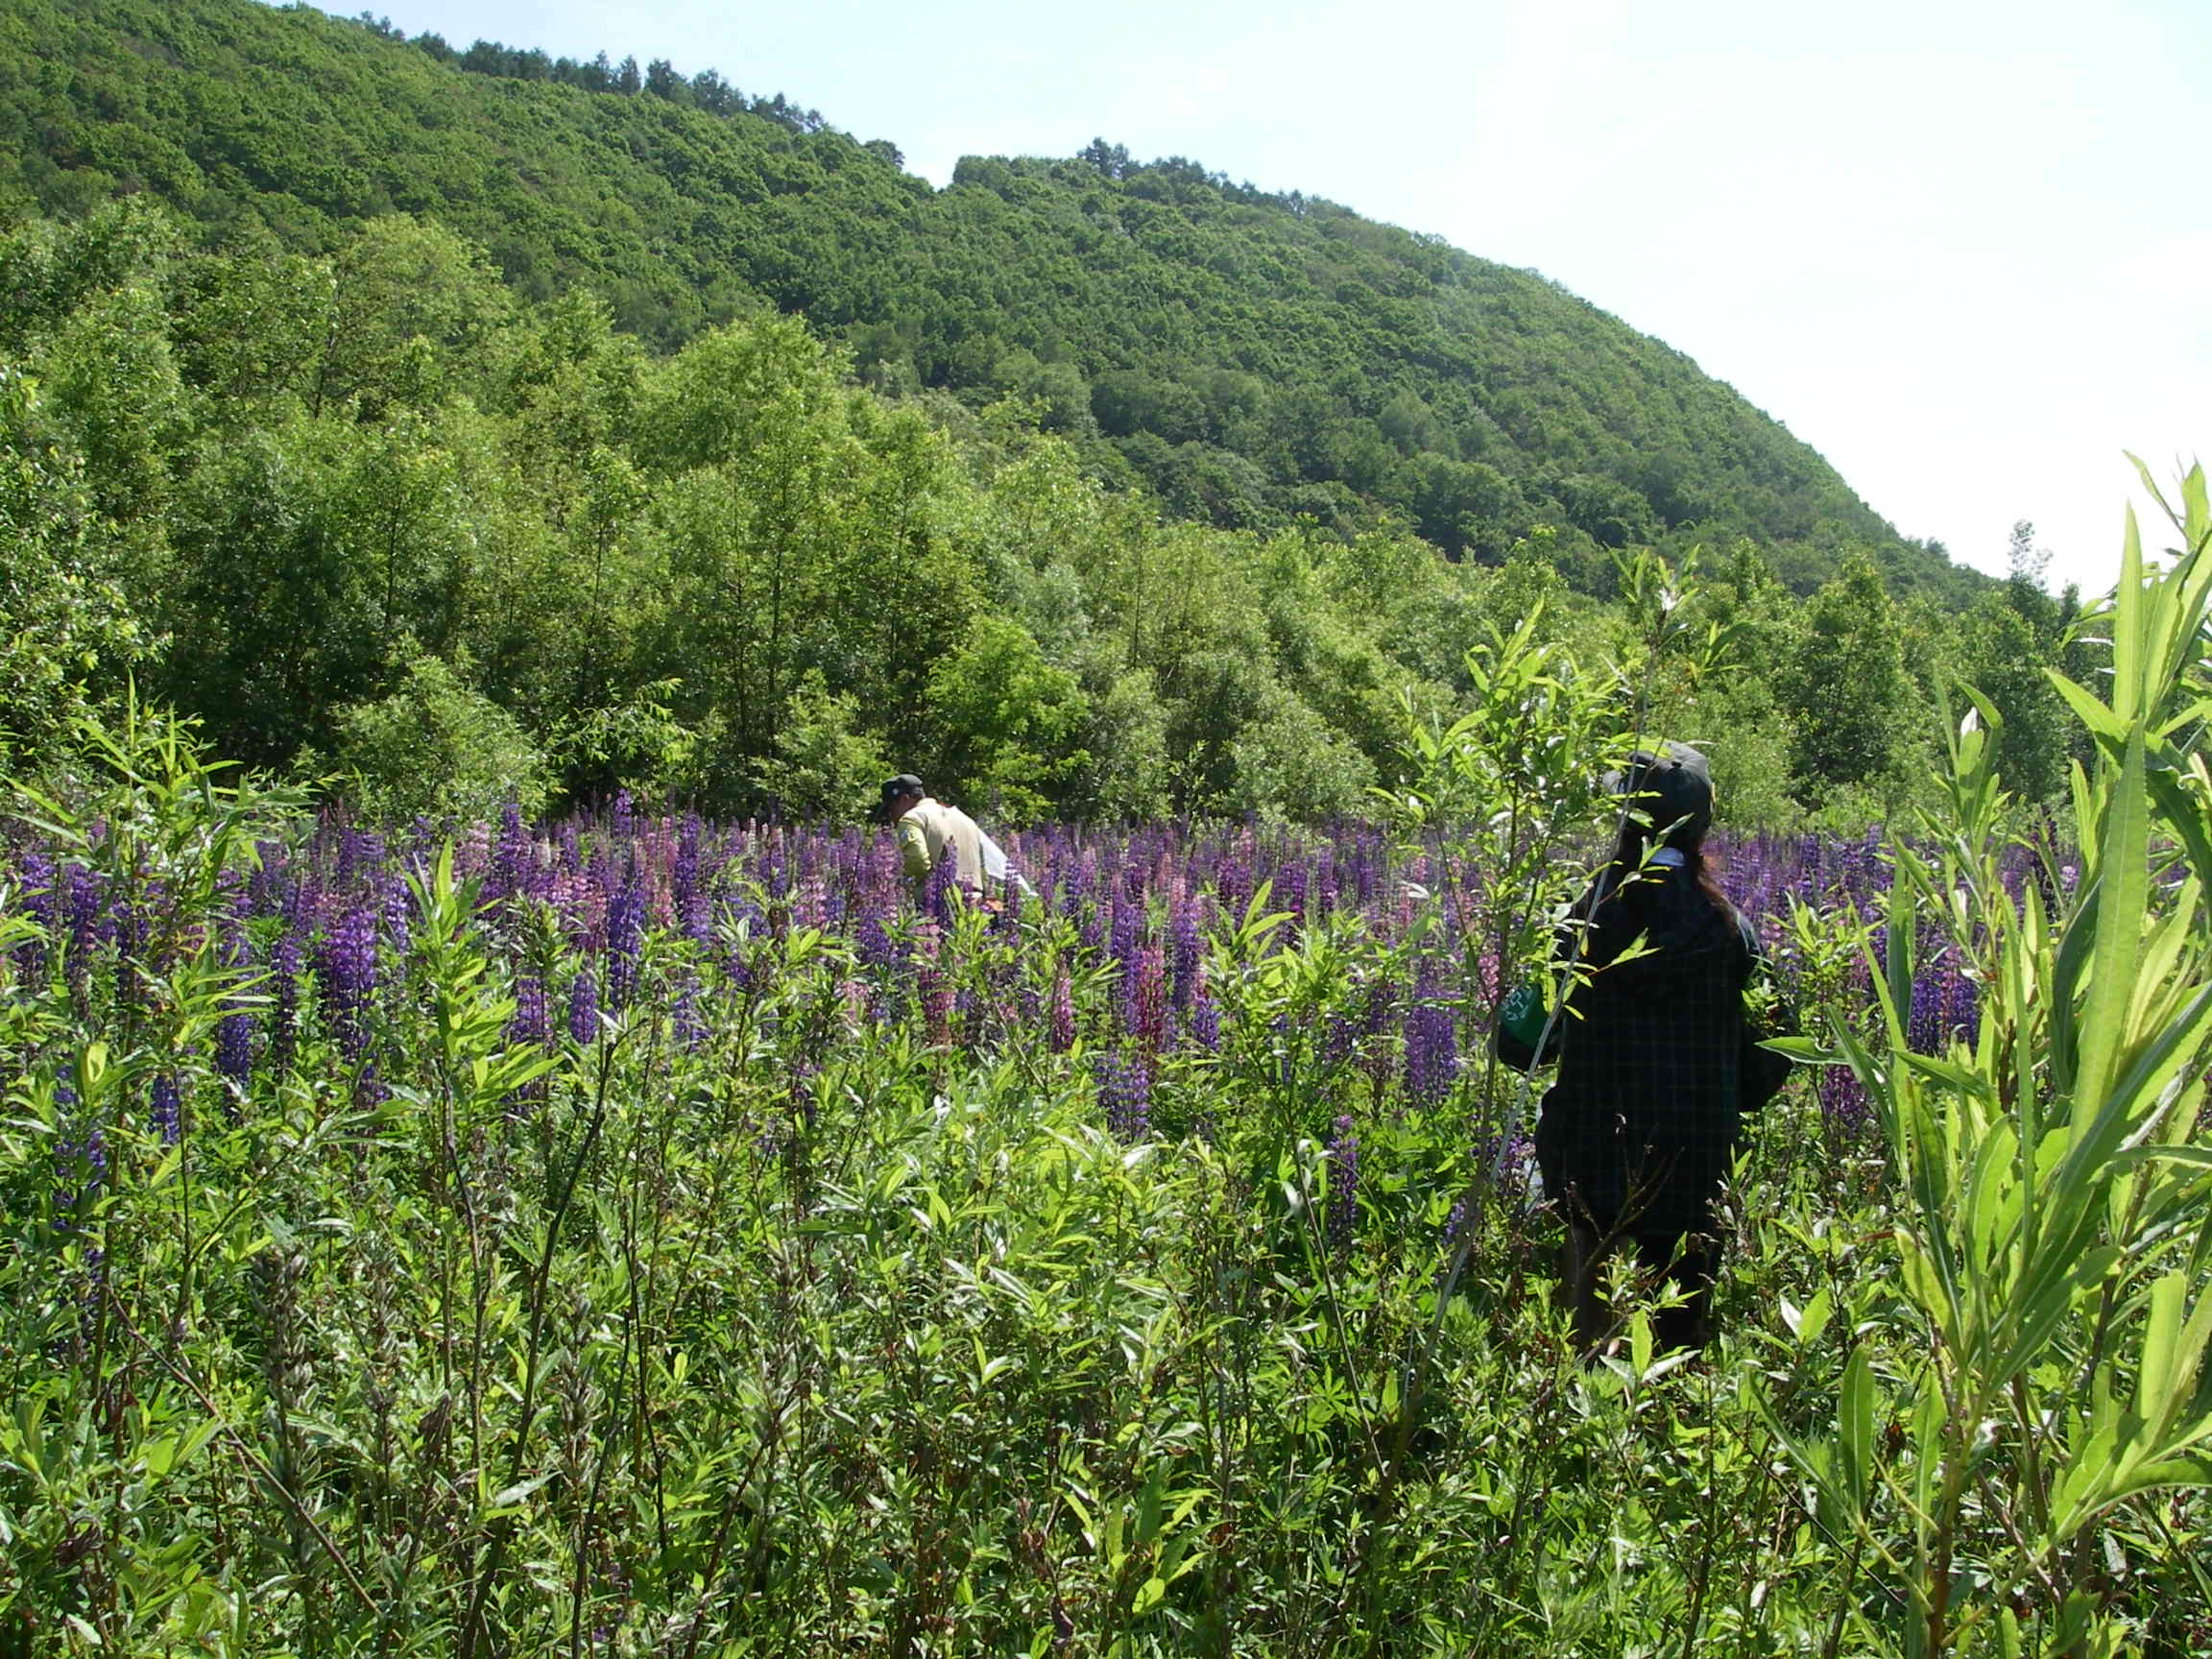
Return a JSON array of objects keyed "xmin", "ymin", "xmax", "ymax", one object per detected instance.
[{"xmin": 360, "ymin": 0, "xmax": 2209, "ymax": 596}]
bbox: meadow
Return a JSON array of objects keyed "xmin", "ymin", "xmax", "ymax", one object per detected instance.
[{"xmin": 4, "ymin": 492, "xmax": 2211, "ymax": 1657}]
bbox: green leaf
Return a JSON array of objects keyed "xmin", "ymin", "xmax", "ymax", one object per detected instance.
[
  {"xmin": 1839, "ymin": 1345, "xmax": 1874, "ymax": 1503},
  {"xmin": 2139, "ymin": 1270, "xmax": 2188, "ymax": 1426},
  {"xmin": 488, "ymin": 1470, "xmax": 554, "ymax": 1514},
  {"xmin": 2068, "ymin": 721, "xmax": 2149, "ymax": 1153},
  {"xmin": 2046, "ymin": 672, "xmax": 2128, "ymax": 748}
]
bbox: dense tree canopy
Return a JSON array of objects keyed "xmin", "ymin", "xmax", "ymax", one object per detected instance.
[
  {"xmin": 0, "ymin": 199, "xmax": 2090, "ymax": 830},
  {"xmin": 0, "ymin": 3, "xmax": 2099, "ymax": 826},
  {"xmin": 1, "ymin": 0, "xmax": 1980, "ymax": 602}
]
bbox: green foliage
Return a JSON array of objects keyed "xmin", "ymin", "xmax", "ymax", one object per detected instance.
[
  {"xmin": 0, "ymin": 0, "xmax": 1983, "ymax": 601},
  {"xmin": 0, "ymin": 4, "xmax": 2035, "ymax": 834},
  {"xmin": 309, "ymin": 214, "xmax": 511, "ymax": 420},
  {"xmin": 1954, "ymin": 577, "xmax": 2073, "ymax": 805},
  {"xmin": 1760, "ymin": 467, "xmax": 2212, "ymax": 1656},
  {"xmin": 325, "ymin": 648, "xmax": 548, "ymax": 822},
  {"xmin": 1777, "ymin": 554, "xmax": 1919, "ymax": 807},
  {"xmin": 157, "ymin": 416, "xmax": 393, "ymax": 765},
  {"xmin": 1070, "ymin": 667, "xmax": 1172, "ymax": 821},
  {"xmin": 3, "ymin": 496, "xmax": 2208, "ymax": 1656},
  {"xmin": 1229, "ymin": 684, "xmax": 1377, "ymax": 822},
  {"xmin": 0, "ymin": 365, "xmax": 147, "ymax": 777},
  {"xmin": 747, "ymin": 669, "xmax": 885, "ymax": 821},
  {"xmin": 546, "ymin": 677, "xmax": 702, "ymax": 806},
  {"xmin": 922, "ymin": 613, "xmax": 1088, "ymax": 819}
]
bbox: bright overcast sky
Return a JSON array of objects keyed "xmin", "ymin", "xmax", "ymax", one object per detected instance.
[{"xmin": 358, "ymin": 0, "xmax": 2208, "ymax": 596}]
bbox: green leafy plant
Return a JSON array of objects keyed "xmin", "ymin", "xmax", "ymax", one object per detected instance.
[{"xmin": 1765, "ymin": 465, "xmax": 2212, "ymax": 1656}]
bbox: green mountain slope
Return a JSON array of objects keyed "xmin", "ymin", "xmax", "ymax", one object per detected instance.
[{"xmin": 0, "ymin": 0, "xmax": 1971, "ymax": 597}]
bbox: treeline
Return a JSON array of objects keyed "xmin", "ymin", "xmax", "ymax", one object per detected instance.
[
  {"xmin": 352, "ymin": 12, "xmax": 835, "ymax": 139},
  {"xmin": 3, "ymin": 203, "xmax": 2087, "ymax": 829},
  {"xmin": 1, "ymin": 0, "xmax": 1976, "ymax": 601}
]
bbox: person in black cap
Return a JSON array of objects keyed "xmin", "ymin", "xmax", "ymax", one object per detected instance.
[
  {"xmin": 873, "ymin": 774, "xmax": 1030, "ymax": 903},
  {"xmin": 1499, "ymin": 740, "xmax": 1791, "ymax": 1353}
]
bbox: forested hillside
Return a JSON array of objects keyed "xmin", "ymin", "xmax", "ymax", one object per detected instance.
[
  {"xmin": 2, "ymin": 0, "xmax": 1971, "ymax": 597},
  {"xmin": 2, "ymin": 0, "xmax": 2085, "ymax": 827}
]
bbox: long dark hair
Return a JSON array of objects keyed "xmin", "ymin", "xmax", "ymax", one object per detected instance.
[{"xmin": 1599, "ymin": 818, "xmax": 1735, "ymax": 921}]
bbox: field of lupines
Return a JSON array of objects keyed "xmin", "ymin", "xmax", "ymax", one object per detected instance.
[
  {"xmin": 0, "ymin": 767, "xmax": 2183, "ymax": 1656},
  {"xmin": 7, "ymin": 499, "xmax": 2212, "ymax": 1657}
]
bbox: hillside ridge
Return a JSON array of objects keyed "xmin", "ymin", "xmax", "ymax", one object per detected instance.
[{"xmin": 1, "ymin": 0, "xmax": 1975, "ymax": 597}]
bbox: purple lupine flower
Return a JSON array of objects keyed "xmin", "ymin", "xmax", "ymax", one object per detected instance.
[
  {"xmin": 673, "ymin": 816, "xmax": 711, "ymax": 949},
  {"xmin": 270, "ymin": 929, "xmax": 303, "ymax": 1072},
  {"xmin": 278, "ymin": 863, "xmax": 316, "ymax": 934},
  {"xmin": 499, "ymin": 974, "xmax": 552, "ymax": 1114},
  {"xmin": 53, "ymin": 1084, "xmax": 106, "ymax": 1232},
  {"xmin": 1358, "ymin": 975, "xmax": 1399, "ymax": 1088},
  {"xmin": 1058, "ymin": 854, "xmax": 1090, "ymax": 920},
  {"xmin": 1402, "ymin": 967, "xmax": 1458, "ymax": 1107},
  {"xmin": 14, "ymin": 849, "xmax": 55, "ymax": 978},
  {"xmin": 611, "ymin": 788, "xmax": 635, "ymax": 844},
  {"xmin": 1109, "ymin": 898, "xmax": 1141, "ymax": 974},
  {"xmin": 509, "ymin": 975, "xmax": 550, "ymax": 1047},
  {"xmin": 1129, "ymin": 946, "xmax": 1167, "ymax": 1051},
  {"xmin": 1047, "ymin": 972, "xmax": 1076, "ymax": 1053},
  {"xmin": 1274, "ymin": 860, "xmax": 1308, "ymax": 937},
  {"xmin": 1325, "ymin": 1114, "xmax": 1359, "ymax": 1254},
  {"xmin": 1189, "ymin": 990, "xmax": 1221, "ymax": 1053},
  {"xmin": 672, "ymin": 978, "xmax": 707, "ymax": 1050},
  {"xmin": 919, "ymin": 961, "xmax": 954, "ymax": 1046},
  {"xmin": 1169, "ymin": 902, "xmax": 1203, "ymax": 1015},
  {"xmin": 1093, "ymin": 1049, "xmax": 1152, "ymax": 1140},
  {"xmin": 216, "ymin": 1008, "xmax": 254, "ymax": 1088},
  {"xmin": 486, "ymin": 802, "xmax": 531, "ymax": 906},
  {"xmin": 854, "ymin": 913, "xmax": 898, "ymax": 976},
  {"xmin": 567, "ymin": 967, "xmax": 599, "ymax": 1044},
  {"xmin": 606, "ymin": 863, "xmax": 646, "ymax": 1011},
  {"xmin": 791, "ymin": 876, "xmax": 829, "ymax": 933},
  {"xmin": 839, "ymin": 975, "xmax": 876, "ymax": 1028},
  {"xmin": 381, "ymin": 871, "xmax": 414, "ymax": 961},
  {"xmin": 149, "ymin": 1073, "xmax": 180, "ymax": 1144},
  {"xmin": 1111, "ymin": 898, "xmax": 1144, "ymax": 1037},
  {"xmin": 1818, "ymin": 1061, "xmax": 1870, "ymax": 1136},
  {"xmin": 65, "ymin": 862, "xmax": 105, "ymax": 975},
  {"xmin": 924, "ymin": 844, "xmax": 956, "ymax": 927},
  {"xmin": 315, "ymin": 905, "xmax": 379, "ymax": 1059},
  {"xmin": 1907, "ymin": 962, "xmax": 1945, "ymax": 1055},
  {"xmin": 249, "ymin": 841, "xmax": 283, "ymax": 915},
  {"xmin": 1215, "ymin": 854, "xmax": 1251, "ymax": 927},
  {"xmin": 1947, "ymin": 967, "xmax": 1980, "ymax": 1050}
]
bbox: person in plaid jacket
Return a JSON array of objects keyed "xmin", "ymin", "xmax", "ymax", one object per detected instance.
[{"xmin": 1501, "ymin": 742, "xmax": 1789, "ymax": 1354}]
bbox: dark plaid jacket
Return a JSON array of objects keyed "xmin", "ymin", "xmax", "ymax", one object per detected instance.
[{"xmin": 1524, "ymin": 865, "xmax": 1762, "ymax": 1236}]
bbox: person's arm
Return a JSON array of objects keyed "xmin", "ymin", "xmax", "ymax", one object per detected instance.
[{"xmin": 896, "ymin": 817, "xmax": 931, "ymax": 882}]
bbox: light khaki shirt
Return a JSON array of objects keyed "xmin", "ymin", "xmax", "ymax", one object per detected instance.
[{"xmin": 895, "ymin": 796, "xmax": 985, "ymax": 892}]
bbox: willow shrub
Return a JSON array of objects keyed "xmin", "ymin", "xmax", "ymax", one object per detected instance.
[{"xmin": 1767, "ymin": 465, "xmax": 2212, "ymax": 1657}]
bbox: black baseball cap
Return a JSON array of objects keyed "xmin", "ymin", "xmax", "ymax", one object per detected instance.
[
  {"xmin": 872, "ymin": 774, "xmax": 926, "ymax": 822},
  {"xmin": 1603, "ymin": 742, "xmax": 1712, "ymax": 843}
]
